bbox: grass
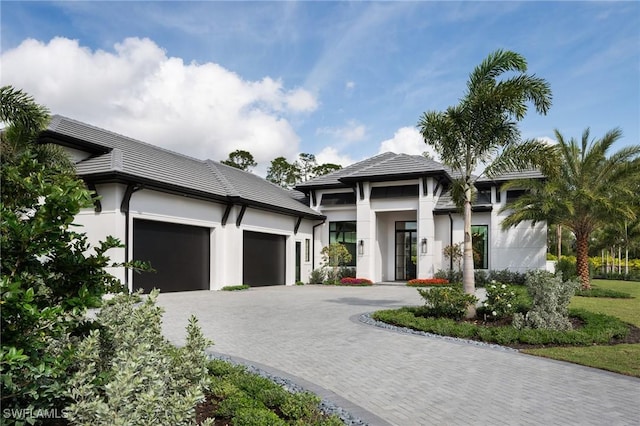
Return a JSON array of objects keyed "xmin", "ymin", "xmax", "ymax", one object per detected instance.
[
  {"xmin": 524, "ymin": 279, "xmax": 640, "ymax": 376},
  {"xmin": 374, "ymin": 279, "xmax": 640, "ymax": 377},
  {"xmin": 221, "ymin": 285, "xmax": 250, "ymax": 291}
]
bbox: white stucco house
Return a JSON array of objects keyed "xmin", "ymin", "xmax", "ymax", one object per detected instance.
[
  {"xmin": 295, "ymin": 153, "xmax": 547, "ymax": 282},
  {"xmin": 42, "ymin": 115, "xmax": 546, "ymax": 292}
]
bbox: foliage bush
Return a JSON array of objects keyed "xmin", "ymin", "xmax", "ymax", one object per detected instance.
[
  {"xmin": 478, "ymin": 282, "xmax": 519, "ymax": 320},
  {"xmin": 308, "ymin": 268, "xmax": 325, "ymax": 284},
  {"xmin": 487, "ymin": 269, "xmax": 527, "ymax": 286},
  {"xmin": 206, "ymin": 359, "xmax": 342, "ymax": 425},
  {"xmin": 434, "ymin": 269, "xmax": 463, "ymax": 284},
  {"xmin": 416, "ymin": 286, "xmax": 478, "ymax": 320},
  {"xmin": 372, "ymin": 307, "xmax": 628, "ymax": 346},
  {"xmin": 512, "ymin": 270, "xmax": 580, "ymax": 331},
  {"xmin": 555, "ymin": 256, "xmax": 577, "ymax": 282},
  {"xmin": 407, "ymin": 278, "xmax": 450, "ymax": 287},
  {"xmin": 65, "ymin": 291, "xmax": 212, "ymax": 425},
  {"xmin": 338, "ymin": 277, "xmax": 373, "ymax": 286},
  {"xmin": 221, "ymin": 285, "xmax": 250, "ymax": 291},
  {"xmin": 0, "ymin": 150, "xmax": 133, "ymax": 419}
]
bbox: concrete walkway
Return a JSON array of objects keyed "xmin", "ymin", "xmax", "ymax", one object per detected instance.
[{"xmin": 157, "ymin": 285, "xmax": 639, "ymax": 426}]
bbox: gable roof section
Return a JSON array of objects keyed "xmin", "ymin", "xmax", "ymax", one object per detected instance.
[
  {"xmin": 295, "ymin": 152, "xmax": 454, "ymax": 191},
  {"xmin": 41, "ymin": 115, "xmax": 323, "ymax": 219}
]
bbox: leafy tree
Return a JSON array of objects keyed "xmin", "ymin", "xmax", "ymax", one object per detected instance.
[
  {"xmin": 313, "ymin": 162, "xmax": 342, "ymax": 176},
  {"xmin": 296, "ymin": 153, "xmax": 317, "ymax": 182},
  {"xmin": 417, "ymin": 50, "xmax": 553, "ymax": 317},
  {"xmin": 266, "ymin": 156, "xmax": 300, "ymax": 188},
  {"xmin": 220, "ymin": 149, "xmax": 257, "ymax": 171},
  {"xmin": 501, "ymin": 128, "xmax": 640, "ymax": 288},
  {"xmin": 0, "ymin": 87, "xmax": 129, "ymax": 417},
  {"xmin": 320, "ymin": 243, "xmax": 352, "ymax": 284}
]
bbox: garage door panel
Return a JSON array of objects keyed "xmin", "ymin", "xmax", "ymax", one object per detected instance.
[
  {"xmin": 133, "ymin": 219, "xmax": 210, "ymax": 293},
  {"xmin": 243, "ymin": 231, "xmax": 285, "ymax": 286}
]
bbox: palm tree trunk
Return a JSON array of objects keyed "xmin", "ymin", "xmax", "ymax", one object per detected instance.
[
  {"xmin": 463, "ymin": 187, "xmax": 476, "ymax": 318},
  {"xmin": 575, "ymin": 232, "xmax": 591, "ymax": 289}
]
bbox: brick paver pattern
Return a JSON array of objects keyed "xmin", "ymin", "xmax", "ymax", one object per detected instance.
[{"xmin": 158, "ymin": 285, "xmax": 639, "ymax": 426}]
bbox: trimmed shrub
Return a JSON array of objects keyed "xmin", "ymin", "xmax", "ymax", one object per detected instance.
[
  {"xmin": 339, "ymin": 277, "xmax": 373, "ymax": 286},
  {"xmin": 407, "ymin": 278, "xmax": 450, "ymax": 287},
  {"xmin": 65, "ymin": 291, "xmax": 212, "ymax": 425},
  {"xmin": 308, "ymin": 269, "xmax": 325, "ymax": 284},
  {"xmin": 221, "ymin": 285, "xmax": 250, "ymax": 291},
  {"xmin": 513, "ymin": 270, "xmax": 580, "ymax": 331},
  {"xmin": 434, "ymin": 269, "xmax": 463, "ymax": 284},
  {"xmin": 555, "ymin": 256, "xmax": 577, "ymax": 282},
  {"xmin": 416, "ymin": 286, "xmax": 478, "ymax": 320},
  {"xmin": 478, "ymin": 282, "xmax": 519, "ymax": 320},
  {"xmin": 487, "ymin": 269, "xmax": 526, "ymax": 286}
]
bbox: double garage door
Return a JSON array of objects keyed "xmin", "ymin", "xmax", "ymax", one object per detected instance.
[{"xmin": 133, "ymin": 219, "xmax": 285, "ymax": 293}]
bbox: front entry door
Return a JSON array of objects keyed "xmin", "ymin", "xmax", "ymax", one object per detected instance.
[{"xmin": 395, "ymin": 221, "xmax": 417, "ymax": 281}]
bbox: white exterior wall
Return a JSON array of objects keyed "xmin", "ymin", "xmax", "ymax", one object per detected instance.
[
  {"xmin": 73, "ymin": 184, "xmax": 318, "ymax": 291},
  {"xmin": 491, "ymin": 189, "xmax": 547, "ymax": 272}
]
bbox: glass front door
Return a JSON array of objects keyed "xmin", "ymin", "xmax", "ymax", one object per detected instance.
[{"xmin": 395, "ymin": 221, "xmax": 417, "ymax": 281}]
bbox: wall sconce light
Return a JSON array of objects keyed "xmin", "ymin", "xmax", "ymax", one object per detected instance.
[
  {"xmin": 358, "ymin": 239, "xmax": 364, "ymax": 255},
  {"xmin": 421, "ymin": 238, "xmax": 428, "ymax": 254}
]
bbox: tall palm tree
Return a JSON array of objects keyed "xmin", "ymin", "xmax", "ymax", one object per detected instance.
[
  {"xmin": 501, "ymin": 128, "xmax": 640, "ymax": 289},
  {"xmin": 418, "ymin": 50, "xmax": 553, "ymax": 317}
]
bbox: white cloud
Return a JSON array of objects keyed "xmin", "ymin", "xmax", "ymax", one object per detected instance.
[
  {"xmin": 0, "ymin": 37, "xmax": 318, "ymax": 165},
  {"xmin": 315, "ymin": 146, "xmax": 356, "ymax": 167},
  {"xmin": 378, "ymin": 126, "xmax": 439, "ymax": 160},
  {"xmin": 537, "ymin": 136, "xmax": 557, "ymax": 145},
  {"xmin": 345, "ymin": 81, "xmax": 355, "ymax": 90},
  {"xmin": 317, "ymin": 119, "xmax": 367, "ymax": 143}
]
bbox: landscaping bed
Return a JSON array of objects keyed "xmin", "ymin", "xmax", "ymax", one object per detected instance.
[
  {"xmin": 371, "ymin": 307, "xmax": 635, "ymax": 348},
  {"xmin": 196, "ymin": 359, "xmax": 344, "ymax": 426}
]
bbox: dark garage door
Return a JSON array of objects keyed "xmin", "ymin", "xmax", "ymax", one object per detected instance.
[
  {"xmin": 133, "ymin": 219, "xmax": 210, "ymax": 293},
  {"xmin": 243, "ymin": 231, "xmax": 285, "ymax": 286}
]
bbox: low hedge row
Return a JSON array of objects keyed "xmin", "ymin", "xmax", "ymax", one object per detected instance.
[
  {"xmin": 407, "ymin": 278, "xmax": 450, "ymax": 287},
  {"xmin": 204, "ymin": 359, "xmax": 342, "ymax": 425},
  {"xmin": 371, "ymin": 308, "xmax": 629, "ymax": 346}
]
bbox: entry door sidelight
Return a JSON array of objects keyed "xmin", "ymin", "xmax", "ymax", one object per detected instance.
[{"xmin": 395, "ymin": 221, "xmax": 417, "ymax": 281}]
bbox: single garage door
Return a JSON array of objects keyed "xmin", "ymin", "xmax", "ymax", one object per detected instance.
[
  {"xmin": 133, "ymin": 219, "xmax": 210, "ymax": 293},
  {"xmin": 243, "ymin": 231, "xmax": 285, "ymax": 286}
]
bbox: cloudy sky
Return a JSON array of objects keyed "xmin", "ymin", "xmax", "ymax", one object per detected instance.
[{"xmin": 1, "ymin": 1, "xmax": 638, "ymax": 175}]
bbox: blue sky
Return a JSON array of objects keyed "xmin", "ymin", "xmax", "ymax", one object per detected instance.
[{"xmin": 2, "ymin": 1, "xmax": 638, "ymax": 174}]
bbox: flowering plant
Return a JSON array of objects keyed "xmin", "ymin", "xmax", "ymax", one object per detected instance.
[
  {"xmin": 481, "ymin": 281, "xmax": 518, "ymax": 320},
  {"xmin": 339, "ymin": 277, "xmax": 373, "ymax": 286},
  {"xmin": 407, "ymin": 278, "xmax": 450, "ymax": 287}
]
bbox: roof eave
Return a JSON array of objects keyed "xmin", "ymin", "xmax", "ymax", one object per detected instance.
[{"xmin": 39, "ymin": 129, "xmax": 112, "ymax": 155}]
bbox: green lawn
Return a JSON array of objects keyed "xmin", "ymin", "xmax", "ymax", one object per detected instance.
[{"xmin": 524, "ymin": 279, "xmax": 640, "ymax": 377}]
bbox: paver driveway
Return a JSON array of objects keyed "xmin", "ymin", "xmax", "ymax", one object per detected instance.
[{"xmin": 157, "ymin": 285, "xmax": 639, "ymax": 426}]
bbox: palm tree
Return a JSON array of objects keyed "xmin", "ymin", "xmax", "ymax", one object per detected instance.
[
  {"xmin": 418, "ymin": 50, "xmax": 553, "ymax": 317},
  {"xmin": 1, "ymin": 85, "xmax": 71, "ymax": 170},
  {"xmin": 501, "ymin": 128, "xmax": 640, "ymax": 289}
]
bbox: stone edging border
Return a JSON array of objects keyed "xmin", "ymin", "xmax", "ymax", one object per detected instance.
[
  {"xmin": 356, "ymin": 312, "xmax": 519, "ymax": 353},
  {"xmin": 205, "ymin": 350, "xmax": 393, "ymax": 426}
]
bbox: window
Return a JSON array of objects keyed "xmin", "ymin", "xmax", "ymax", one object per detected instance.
[
  {"xmin": 305, "ymin": 238, "xmax": 310, "ymax": 262},
  {"xmin": 370, "ymin": 185, "xmax": 419, "ymax": 199},
  {"xmin": 471, "ymin": 225, "xmax": 488, "ymax": 270},
  {"xmin": 329, "ymin": 221, "xmax": 356, "ymax": 266},
  {"xmin": 320, "ymin": 192, "xmax": 356, "ymax": 206}
]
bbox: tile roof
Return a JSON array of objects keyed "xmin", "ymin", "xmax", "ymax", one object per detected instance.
[
  {"xmin": 43, "ymin": 115, "xmax": 323, "ymax": 219},
  {"xmin": 295, "ymin": 152, "xmax": 455, "ymax": 190},
  {"xmin": 296, "ymin": 151, "xmax": 543, "ymax": 192},
  {"xmin": 433, "ymin": 191, "xmax": 493, "ymax": 213}
]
